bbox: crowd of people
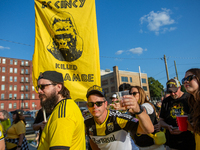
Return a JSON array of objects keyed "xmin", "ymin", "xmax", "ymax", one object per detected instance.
[{"xmin": 0, "ymin": 68, "xmax": 199, "ymax": 150}]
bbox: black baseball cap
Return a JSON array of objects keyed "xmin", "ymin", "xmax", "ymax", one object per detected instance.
[
  {"xmin": 167, "ymin": 78, "xmax": 181, "ymax": 93},
  {"xmin": 38, "ymin": 71, "xmax": 63, "ymax": 83},
  {"xmin": 86, "ymin": 85, "xmax": 105, "ymax": 98},
  {"xmin": 11, "ymin": 109, "xmax": 23, "ymax": 115}
]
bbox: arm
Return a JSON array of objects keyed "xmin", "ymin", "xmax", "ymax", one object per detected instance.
[
  {"xmin": 0, "ymin": 139, "xmax": 5, "ymax": 150},
  {"xmin": 89, "ymin": 139, "xmax": 100, "ymax": 150},
  {"xmin": 122, "ymin": 95, "xmax": 154, "ymax": 134},
  {"xmin": 16, "ymin": 133, "xmax": 24, "ymax": 150},
  {"xmin": 33, "ymin": 121, "xmax": 47, "ymax": 131}
]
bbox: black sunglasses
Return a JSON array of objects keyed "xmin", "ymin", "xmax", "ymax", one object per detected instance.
[
  {"xmin": 130, "ymin": 92, "xmax": 139, "ymax": 96},
  {"xmin": 87, "ymin": 101, "xmax": 106, "ymax": 107},
  {"xmin": 182, "ymin": 75, "xmax": 195, "ymax": 84},
  {"xmin": 36, "ymin": 84, "xmax": 56, "ymax": 91}
]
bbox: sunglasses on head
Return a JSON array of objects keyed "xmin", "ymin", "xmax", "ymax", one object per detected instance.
[
  {"xmin": 130, "ymin": 92, "xmax": 139, "ymax": 96},
  {"xmin": 182, "ymin": 75, "xmax": 195, "ymax": 84},
  {"xmin": 36, "ymin": 84, "xmax": 56, "ymax": 91},
  {"xmin": 87, "ymin": 101, "xmax": 106, "ymax": 107}
]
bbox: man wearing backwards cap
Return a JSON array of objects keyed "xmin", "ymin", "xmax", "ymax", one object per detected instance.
[
  {"xmin": 159, "ymin": 78, "xmax": 195, "ymax": 150},
  {"xmin": 84, "ymin": 85, "xmax": 154, "ymax": 150},
  {"xmin": 36, "ymin": 71, "xmax": 85, "ymax": 150}
]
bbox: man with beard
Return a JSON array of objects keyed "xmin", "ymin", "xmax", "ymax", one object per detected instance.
[
  {"xmin": 36, "ymin": 71, "xmax": 85, "ymax": 150},
  {"xmin": 160, "ymin": 78, "xmax": 195, "ymax": 150}
]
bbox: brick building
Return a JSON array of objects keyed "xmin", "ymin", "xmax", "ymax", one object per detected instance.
[
  {"xmin": 101, "ymin": 66, "xmax": 150, "ymax": 103},
  {"xmin": 0, "ymin": 57, "xmax": 40, "ymax": 112}
]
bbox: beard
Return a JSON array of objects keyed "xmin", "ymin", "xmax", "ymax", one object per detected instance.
[{"xmin": 39, "ymin": 90, "xmax": 58, "ymax": 113}]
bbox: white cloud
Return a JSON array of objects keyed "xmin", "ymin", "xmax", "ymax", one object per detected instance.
[
  {"xmin": 115, "ymin": 50, "xmax": 124, "ymax": 55},
  {"xmin": 128, "ymin": 47, "xmax": 146, "ymax": 55},
  {"xmin": 0, "ymin": 46, "xmax": 10, "ymax": 50},
  {"xmin": 140, "ymin": 8, "xmax": 176, "ymax": 35}
]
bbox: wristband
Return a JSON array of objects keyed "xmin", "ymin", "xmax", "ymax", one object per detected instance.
[{"xmin": 135, "ymin": 105, "xmax": 143, "ymax": 115}]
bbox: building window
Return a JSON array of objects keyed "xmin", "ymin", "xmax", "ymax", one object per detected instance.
[
  {"xmin": 21, "ymin": 77, "xmax": 24, "ymax": 82},
  {"xmin": 102, "ymin": 80, "xmax": 108, "ymax": 86},
  {"xmin": 143, "ymin": 86, "xmax": 147, "ymax": 91},
  {"xmin": 14, "ymin": 94, "xmax": 17, "ymax": 99},
  {"xmin": 2, "ymin": 67, "xmax": 5, "ymax": 72},
  {"xmin": 2, "ymin": 76, "xmax": 5, "ymax": 81},
  {"xmin": 21, "ymin": 69, "xmax": 24, "ymax": 74},
  {"xmin": 25, "ymin": 61, "xmax": 29, "ymax": 66},
  {"xmin": 32, "ymin": 86, "xmax": 35, "ymax": 91},
  {"xmin": 1, "ymin": 85, "xmax": 5, "ymax": 91},
  {"xmin": 14, "ymin": 60, "xmax": 17, "ymax": 65},
  {"xmin": 25, "ymin": 69, "xmax": 29, "ymax": 74},
  {"xmin": 9, "ymin": 76, "xmax": 13, "ymax": 82},
  {"xmin": 25, "ymin": 86, "xmax": 28, "ymax": 91},
  {"xmin": 9, "ymin": 103, "xmax": 12, "ymax": 109},
  {"xmin": 1, "ymin": 103, "xmax": 4, "ymax": 109},
  {"xmin": 9, "ymin": 94, "xmax": 12, "ymax": 99},
  {"xmin": 110, "ymin": 78, "xmax": 114, "ymax": 84},
  {"xmin": 32, "ymin": 94, "xmax": 35, "ymax": 99},
  {"xmin": 0, "ymin": 58, "xmax": 1, "ymax": 63},
  {"xmin": 14, "ymin": 68, "xmax": 17, "ymax": 73},
  {"xmin": 1, "ymin": 94, "xmax": 4, "ymax": 100},
  {"xmin": 25, "ymin": 94, "xmax": 28, "ymax": 99},
  {"xmin": 21, "ymin": 103, "xmax": 24, "ymax": 108},
  {"xmin": 14, "ymin": 85, "xmax": 17, "ymax": 91},
  {"xmin": 25, "ymin": 77, "xmax": 28, "ymax": 82},
  {"xmin": 9, "ymin": 85, "xmax": 12, "ymax": 91},
  {"xmin": 111, "ymin": 86, "xmax": 116, "ymax": 93},
  {"xmin": 10, "ymin": 68, "xmax": 13, "ymax": 73},
  {"xmin": 10, "ymin": 60, "xmax": 13, "ymax": 65},
  {"xmin": 21, "ymin": 94, "xmax": 24, "ymax": 99},
  {"xmin": 13, "ymin": 103, "xmax": 17, "ymax": 108},
  {"xmin": 25, "ymin": 102, "xmax": 28, "ymax": 108},
  {"xmin": 21, "ymin": 85, "xmax": 24, "ymax": 91},
  {"xmin": 104, "ymin": 88, "xmax": 109, "ymax": 94},
  {"xmin": 21, "ymin": 61, "xmax": 24, "ymax": 66},
  {"xmin": 142, "ymin": 78, "xmax": 146, "ymax": 83},
  {"xmin": 14, "ymin": 76, "xmax": 17, "ymax": 82},
  {"xmin": 121, "ymin": 76, "xmax": 128, "ymax": 82},
  {"xmin": 2, "ymin": 58, "xmax": 6, "ymax": 64},
  {"xmin": 130, "ymin": 77, "xmax": 132, "ymax": 83},
  {"xmin": 32, "ymin": 102, "xmax": 35, "ymax": 109}
]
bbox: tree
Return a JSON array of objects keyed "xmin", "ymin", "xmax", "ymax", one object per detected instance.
[{"xmin": 148, "ymin": 77, "xmax": 164, "ymax": 98}]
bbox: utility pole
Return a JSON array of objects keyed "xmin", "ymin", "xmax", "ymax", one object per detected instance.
[
  {"xmin": 164, "ymin": 55, "xmax": 169, "ymax": 81},
  {"xmin": 174, "ymin": 60, "xmax": 179, "ymax": 81}
]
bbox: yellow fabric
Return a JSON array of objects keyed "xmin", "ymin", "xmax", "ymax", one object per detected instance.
[
  {"xmin": 195, "ymin": 133, "xmax": 200, "ymax": 150},
  {"xmin": 1, "ymin": 118, "xmax": 11, "ymax": 134},
  {"xmin": 38, "ymin": 99, "xmax": 86, "ymax": 150},
  {"xmin": 33, "ymin": 0, "xmax": 100, "ymax": 101},
  {"xmin": 0, "ymin": 123, "xmax": 4, "ymax": 140},
  {"xmin": 148, "ymin": 131, "xmax": 166, "ymax": 145},
  {"xmin": 5, "ymin": 121, "xmax": 26, "ymax": 149}
]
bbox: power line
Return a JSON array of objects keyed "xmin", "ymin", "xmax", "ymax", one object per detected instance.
[{"xmin": 0, "ymin": 38, "xmax": 34, "ymax": 47}]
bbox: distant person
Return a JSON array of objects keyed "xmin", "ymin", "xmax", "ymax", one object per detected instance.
[
  {"xmin": 5, "ymin": 110, "xmax": 29, "ymax": 150},
  {"xmin": 0, "ymin": 110, "xmax": 11, "ymax": 135},
  {"xmin": 85, "ymin": 85, "xmax": 154, "ymax": 150},
  {"xmin": 182, "ymin": 68, "xmax": 200, "ymax": 150},
  {"xmin": 129, "ymin": 86, "xmax": 165, "ymax": 150},
  {"xmin": 36, "ymin": 71, "xmax": 85, "ymax": 150},
  {"xmin": 0, "ymin": 123, "xmax": 5, "ymax": 150},
  {"xmin": 160, "ymin": 78, "xmax": 195, "ymax": 150},
  {"xmin": 119, "ymin": 83, "xmax": 131, "ymax": 91}
]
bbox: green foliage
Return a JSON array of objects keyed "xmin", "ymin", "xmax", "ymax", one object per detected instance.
[{"xmin": 148, "ymin": 77, "xmax": 164, "ymax": 97}]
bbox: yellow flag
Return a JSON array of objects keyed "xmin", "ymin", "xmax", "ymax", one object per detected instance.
[{"xmin": 33, "ymin": 0, "xmax": 100, "ymax": 101}]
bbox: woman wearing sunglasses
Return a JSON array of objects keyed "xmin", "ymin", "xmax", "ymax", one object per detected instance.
[
  {"xmin": 129, "ymin": 86, "xmax": 165, "ymax": 150},
  {"xmin": 183, "ymin": 68, "xmax": 200, "ymax": 150}
]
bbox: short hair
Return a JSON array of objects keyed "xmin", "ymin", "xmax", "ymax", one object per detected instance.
[{"xmin": 0, "ymin": 110, "xmax": 9, "ymax": 120}]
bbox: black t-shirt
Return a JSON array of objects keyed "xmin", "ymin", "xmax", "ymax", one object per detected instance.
[
  {"xmin": 33, "ymin": 109, "xmax": 51, "ymax": 141},
  {"xmin": 160, "ymin": 93, "xmax": 195, "ymax": 150}
]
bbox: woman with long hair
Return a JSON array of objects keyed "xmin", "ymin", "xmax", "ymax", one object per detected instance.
[
  {"xmin": 129, "ymin": 86, "xmax": 165, "ymax": 150},
  {"xmin": 183, "ymin": 68, "xmax": 200, "ymax": 150},
  {"xmin": 5, "ymin": 110, "xmax": 29, "ymax": 150}
]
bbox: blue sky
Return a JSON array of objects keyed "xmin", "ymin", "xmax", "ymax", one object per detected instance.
[{"xmin": 0, "ymin": 0, "xmax": 200, "ymax": 88}]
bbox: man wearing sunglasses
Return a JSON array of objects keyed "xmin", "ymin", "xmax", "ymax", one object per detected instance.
[
  {"xmin": 159, "ymin": 78, "xmax": 195, "ymax": 150},
  {"xmin": 85, "ymin": 85, "xmax": 154, "ymax": 150},
  {"xmin": 36, "ymin": 71, "xmax": 86, "ymax": 150}
]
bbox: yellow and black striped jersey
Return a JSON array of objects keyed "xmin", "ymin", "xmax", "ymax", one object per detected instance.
[
  {"xmin": 85, "ymin": 110, "xmax": 139, "ymax": 150},
  {"xmin": 38, "ymin": 99, "xmax": 86, "ymax": 150}
]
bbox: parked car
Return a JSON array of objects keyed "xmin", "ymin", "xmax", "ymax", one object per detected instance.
[{"xmin": 24, "ymin": 115, "xmax": 35, "ymax": 135}]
